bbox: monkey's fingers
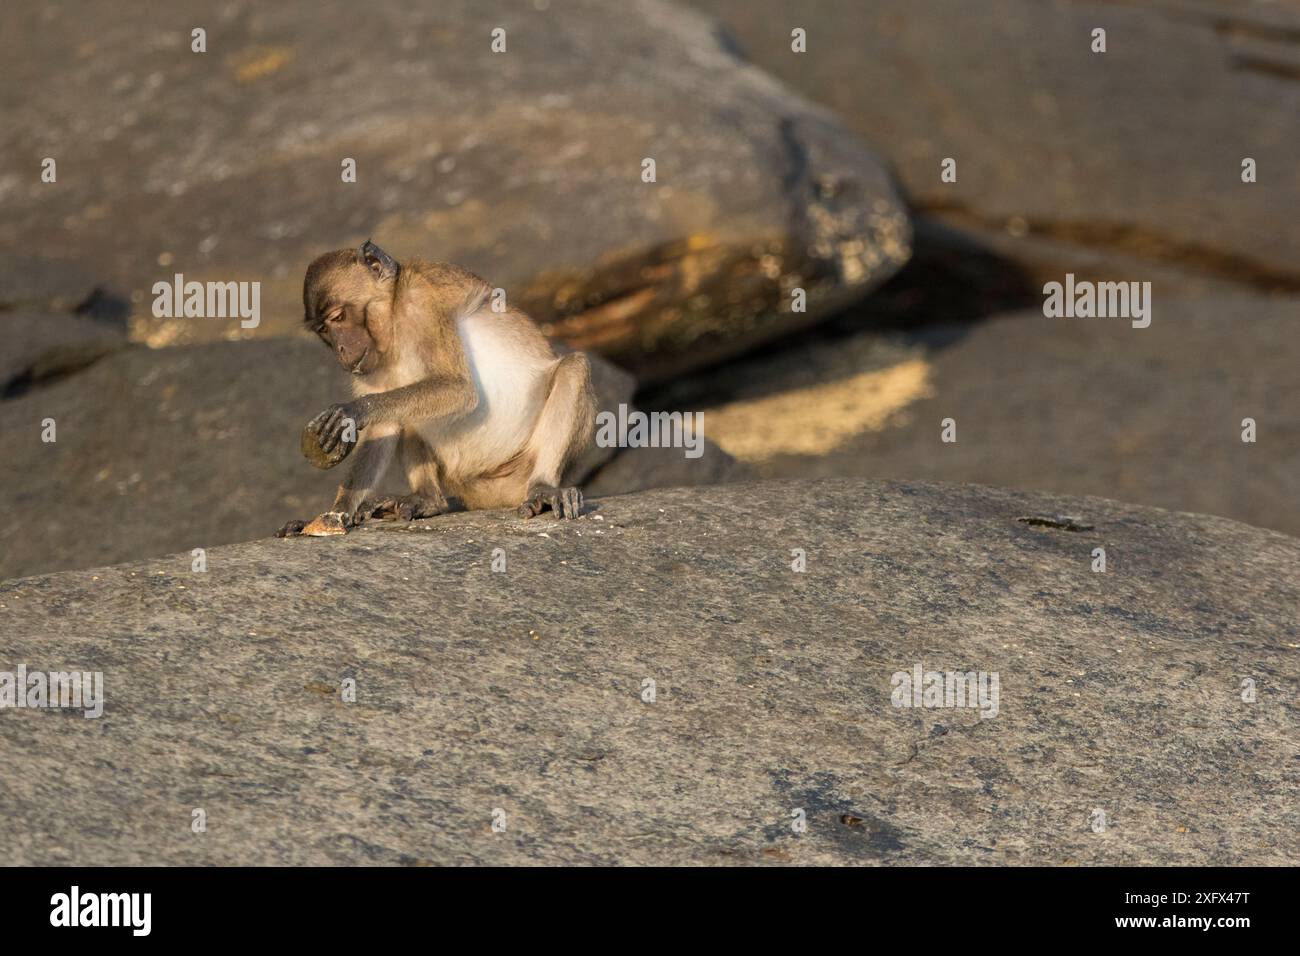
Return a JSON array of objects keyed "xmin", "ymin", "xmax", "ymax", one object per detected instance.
[
  {"xmin": 301, "ymin": 420, "xmax": 354, "ymax": 469},
  {"xmin": 306, "ymin": 407, "xmax": 336, "ymax": 434},
  {"xmin": 307, "ymin": 405, "xmax": 348, "ymax": 452},
  {"xmin": 319, "ymin": 417, "xmax": 345, "ymax": 453},
  {"xmin": 276, "ymin": 519, "xmax": 307, "ymax": 538}
]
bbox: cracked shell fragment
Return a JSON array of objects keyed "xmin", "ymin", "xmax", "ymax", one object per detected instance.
[{"xmin": 301, "ymin": 513, "xmax": 349, "ymax": 536}]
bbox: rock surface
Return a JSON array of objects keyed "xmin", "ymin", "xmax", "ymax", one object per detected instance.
[
  {"xmin": 0, "ymin": 338, "xmax": 633, "ymax": 581},
  {"xmin": 0, "ymin": 0, "xmax": 910, "ymax": 377},
  {"xmin": 1, "ymin": 479, "xmax": 1295, "ymax": 865},
  {"xmin": 584, "ymin": 439, "xmax": 752, "ymax": 498},
  {"xmin": 1, "ymin": 259, "xmax": 132, "ymax": 395},
  {"xmin": 0, "ymin": 256, "xmax": 114, "ymax": 315},
  {"xmin": 1, "ymin": 310, "xmax": 127, "ymax": 396},
  {"xmin": 691, "ymin": 0, "xmax": 1300, "ymax": 289},
  {"xmin": 647, "ymin": 296, "xmax": 1300, "ymax": 537}
]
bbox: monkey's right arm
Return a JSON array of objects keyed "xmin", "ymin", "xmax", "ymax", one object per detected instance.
[
  {"xmin": 307, "ymin": 375, "xmax": 478, "ymax": 457},
  {"xmin": 357, "ymin": 375, "xmax": 479, "ymax": 428}
]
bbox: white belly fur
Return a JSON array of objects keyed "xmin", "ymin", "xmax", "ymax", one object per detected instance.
[{"xmin": 419, "ymin": 310, "xmax": 552, "ymax": 479}]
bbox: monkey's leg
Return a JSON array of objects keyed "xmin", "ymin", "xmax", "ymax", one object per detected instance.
[
  {"xmin": 277, "ymin": 427, "xmax": 398, "ymax": 536},
  {"xmin": 355, "ymin": 429, "xmax": 451, "ymax": 522},
  {"xmin": 518, "ymin": 352, "xmax": 595, "ymax": 520}
]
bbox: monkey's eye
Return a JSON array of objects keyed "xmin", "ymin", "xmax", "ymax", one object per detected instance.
[{"xmin": 326, "ymin": 310, "xmax": 344, "ymax": 325}]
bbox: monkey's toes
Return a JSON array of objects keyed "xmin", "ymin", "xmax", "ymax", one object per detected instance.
[
  {"xmin": 351, "ymin": 497, "xmax": 394, "ymax": 524},
  {"xmin": 518, "ymin": 486, "xmax": 584, "ymax": 520},
  {"xmin": 557, "ymin": 487, "xmax": 584, "ymax": 519},
  {"xmin": 355, "ymin": 494, "xmax": 445, "ymax": 524},
  {"xmin": 400, "ymin": 493, "xmax": 448, "ymax": 520},
  {"xmin": 275, "ymin": 519, "xmax": 306, "ymax": 538}
]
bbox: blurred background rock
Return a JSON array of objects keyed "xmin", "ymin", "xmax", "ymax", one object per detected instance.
[
  {"xmin": 1, "ymin": 0, "xmax": 1295, "ymax": 579},
  {"xmin": 672, "ymin": 0, "xmax": 1299, "ymax": 532}
]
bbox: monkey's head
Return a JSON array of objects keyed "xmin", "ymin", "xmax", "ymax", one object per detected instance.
[{"xmin": 302, "ymin": 240, "xmax": 400, "ymax": 376}]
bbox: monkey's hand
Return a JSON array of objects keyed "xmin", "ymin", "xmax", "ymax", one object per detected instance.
[{"xmin": 301, "ymin": 402, "xmax": 368, "ymax": 469}]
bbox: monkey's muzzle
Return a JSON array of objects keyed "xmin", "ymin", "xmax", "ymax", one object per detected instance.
[{"xmin": 301, "ymin": 424, "xmax": 355, "ymax": 470}]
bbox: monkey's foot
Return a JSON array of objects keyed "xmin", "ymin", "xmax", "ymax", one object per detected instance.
[
  {"xmin": 275, "ymin": 519, "xmax": 306, "ymax": 538},
  {"xmin": 518, "ymin": 485, "xmax": 584, "ymax": 520},
  {"xmin": 353, "ymin": 493, "xmax": 448, "ymax": 524}
]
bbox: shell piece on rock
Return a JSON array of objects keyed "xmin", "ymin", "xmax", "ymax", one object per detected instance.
[{"xmin": 301, "ymin": 512, "xmax": 349, "ymax": 536}]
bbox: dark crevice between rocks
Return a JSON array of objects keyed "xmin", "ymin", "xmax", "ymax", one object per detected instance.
[
  {"xmin": 3, "ymin": 355, "xmax": 110, "ymax": 400},
  {"xmin": 1077, "ymin": 0, "xmax": 1300, "ymax": 45},
  {"xmin": 1214, "ymin": 16, "xmax": 1300, "ymax": 45},
  {"xmin": 836, "ymin": 217, "xmax": 1042, "ymax": 334},
  {"xmin": 1232, "ymin": 54, "xmax": 1300, "ymax": 81},
  {"xmin": 916, "ymin": 199, "xmax": 1300, "ymax": 293},
  {"xmin": 1017, "ymin": 516, "xmax": 1095, "ymax": 532}
]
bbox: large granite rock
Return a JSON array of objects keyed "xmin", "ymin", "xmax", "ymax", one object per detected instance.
[
  {"xmin": 0, "ymin": 0, "xmax": 910, "ymax": 378},
  {"xmin": 0, "ymin": 338, "xmax": 633, "ymax": 581},
  {"xmin": 647, "ymin": 296, "xmax": 1300, "ymax": 537},
  {"xmin": 691, "ymin": 0, "xmax": 1300, "ymax": 288},
  {"xmin": 1, "ymin": 479, "xmax": 1295, "ymax": 865}
]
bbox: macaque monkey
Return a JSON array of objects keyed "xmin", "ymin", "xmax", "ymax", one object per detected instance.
[{"xmin": 277, "ymin": 240, "xmax": 595, "ymax": 536}]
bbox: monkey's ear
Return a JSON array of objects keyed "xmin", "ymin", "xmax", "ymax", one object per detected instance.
[{"xmin": 359, "ymin": 239, "xmax": 399, "ymax": 282}]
